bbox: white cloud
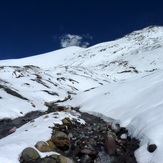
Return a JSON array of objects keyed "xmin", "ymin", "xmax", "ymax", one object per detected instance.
[{"xmin": 60, "ymin": 34, "xmax": 92, "ymax": 48}]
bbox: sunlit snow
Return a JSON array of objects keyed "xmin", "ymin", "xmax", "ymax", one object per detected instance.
[{"xmin": 0, "ymin": 26, "xmax": 163, "ymax": 162}]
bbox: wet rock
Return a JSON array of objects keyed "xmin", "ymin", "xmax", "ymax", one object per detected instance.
[
  {"xmin": 51, "ymin": 131, "xmax": 70, "ymax": 151},
  {"xmin": 116, "ymin": 139, "xmax": 124, "ymax": 147},
  {"xmin": 148, "ymin": 144, "xmax": 157, "ymax": 153},
  {"xmin": 80, "ymin": 154, "xmax": 93, "ymax": 163},
  {"xmin": 81, "ymin": 148, "xmax": 98, "ymax": 155},
  {"xmin": 35, "ymin": 141, "xmax": 54, "ymax": 152},
  {"xmin": 115, "ymin": 146, "xmax": 123, "ymax": 155},
  {"xmin": 105, "ymin": 132, "xmax": 116, "ymax": 155},
  {"xmin": 38, "ymin": 157, "xmax": 57, "ymax": 163},
  {"xmin": 71, "ymin": 145, "xmax": 80, "ymax": 157},
  {"xmin": 89, "ymin": 138, "xmax": 97, "ymax": 147},
  {"xmin": 113, "ymin": 154, "xmax": 135, "ymax": 163},
  {"xmin": 20, "ymin": 147, "xmax": 40, "ymax": 162},
  {"xmin": 58, "ymin": 155, "xmax": 74, "ymax": 163}
]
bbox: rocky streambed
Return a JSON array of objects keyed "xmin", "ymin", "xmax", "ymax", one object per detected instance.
[{"xmin": 0, "ymin": 104, "xmax": 140, "ymax": 163}]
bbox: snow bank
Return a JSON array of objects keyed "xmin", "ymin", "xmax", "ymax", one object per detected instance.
[{"xmin": 65, "ymin": 70, "xmax": 163, "ymax": 162}]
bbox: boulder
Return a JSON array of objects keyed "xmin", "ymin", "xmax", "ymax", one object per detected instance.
[
  {"xmin": 58, "ymin": 155, "xmax": 74, "ymax": 163},
  {"xmin": 148, "ymin": 144, "xmax": 157, "ymax": 153},
  {"xmin": 51, "ymin": 131, "xmax": 70, "ymax": 150},
  {"xmin": 20, "ymin": 147, "xmax": 40, "ymax": 162},
  {"xmin": 35, "ymin": 141, "xmax": 54, "ymax": 152},
  {"xmin": 47, "ymin": 140, "xmax": 56, "ymax": 149},
  {"xmin": 105, "ymin": 132, "xmax": 116, "ymax": 155},
  {"xmin": 38, "ymin": 157, "xmax": 57, "ymax": 163}
]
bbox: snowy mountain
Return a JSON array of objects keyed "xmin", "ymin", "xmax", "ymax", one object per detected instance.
[{"xmin": 1, "ymin": 26, "xmax": 163, "ymax": 162}]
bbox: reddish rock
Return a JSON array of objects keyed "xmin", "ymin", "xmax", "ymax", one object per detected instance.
[
  {"xmin": 81, "ymin": 148, "xmax": 98, "ymax": 155},
  {"xmin": 8, "ymin": 127, "xmax": 17, "ymax": 134},
  {"xmin": 105, "ymin": 132, "xmax": 116, "ymax": 155}
]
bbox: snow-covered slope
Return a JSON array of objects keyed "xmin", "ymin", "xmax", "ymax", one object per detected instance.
[
  {"xmin": 65, "ymin": 70, "xmax": 163, "ymax": 163},
  {"xmin": 1, "ymin": 26, "xmax": 163, "ymax": 162}
]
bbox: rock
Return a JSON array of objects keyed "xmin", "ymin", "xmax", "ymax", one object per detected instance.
[
  {"xmin": 68, "ymin": 132, "xmax": 73, "ymax": 139},
  {"xmin": 57, "ymin": 106, "xmax": 65, "ymax": 111},
  {"xmin": 51, "ymin": 131, "xmax": 70, "ymax": 150},
  {"xmin": 44, "ymin": 102, "xmax": 52, "ymax": 107},
  {"xmin": 50, "ymin": 154, "xmax": 59, "ymax": 160},
  {"xmin": 107, "ymin": 131, "xmax": 117, "ymax": 140},
  {"xmin": 44, "ymin": 115, "xmax": 49, "ymax": 119},
  {"xmin": 47, "ymin": 140, "xmax": 56, "ymax": 149},
  {"xmin": 62, "ymin": 118, "xmax": 72, "ymax": 125},
  {"xmin": 38, "ymin": 157, "xmax": 57, "ymax": 163},
  {"xmin": 19, "ymin": 105, "xmax": 139, "ymax": 163},
  {"xmin": 74, "ymin": 146, "xmax": 81, "ymax": 155},
  {"xmin": 8, "ymin": 126, "xmax": 17, "ymax": 134},
  {"xmin": 115, "ymin": 146, "xmax": 123, "ymax": 155},
  {"xmin": 53, "ymin": 112, "xmax": 59, "ymax": 115},
  {"xmin": 81, "ymin": 148, "xmax": 98, "ymax": 155},
  {"xmin": 35, "ymin": 141, "xmax": 54, "ymax": 152},
  {"xmin": 80, "ymin": 154, "xmax": 93, "ymax": 163},
  {"xmin": 105, "ymin": 132, "xmax": 116, "ymax": 155},
  {"xmin": 89, "ymin": 138, "xmax": 97, "ymax": 147},
  {"xmin": 148, "ymin": 144, "xmax": 157, "ymax": 153},
  {"xmin": 116, "ymin": 139, "xmax": 124, "ymax": 147},
  {"xmin": 20, "ymin": 147, "xmax": 40, "ymax": 162},
  {"xmin": 58, "ymin": 155, "xmax": 74, "ymax": 163}
]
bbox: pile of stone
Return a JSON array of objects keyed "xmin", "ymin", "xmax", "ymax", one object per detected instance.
[{"xmin": 19, "ymin": 105, "xmax": 140, "ymax": 163}]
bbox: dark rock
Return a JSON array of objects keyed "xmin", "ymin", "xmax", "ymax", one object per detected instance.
[
  {"xmin": 80, "ymin": 154, "xmax": 93, "ymax": 163},
  {"xmin": 148, "ymin": 144, "xmax": 157, "ymax": 153},
  {"xmin": 71, "ymin": 146, "xmax": 80, "ymax": 157},
  {"xmin": 19, "ymin": 147, "xmax": 40, "ymax": 162}
]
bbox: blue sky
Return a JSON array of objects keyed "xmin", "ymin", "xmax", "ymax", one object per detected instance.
[{"xmin": 0, "ymin": 0, "xmax": 163, "ymax": 60}]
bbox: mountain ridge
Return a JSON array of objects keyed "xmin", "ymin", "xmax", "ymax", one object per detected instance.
[{"xmin": 1, "ymin": 26, "xmax": 163, "ymax": 162}]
